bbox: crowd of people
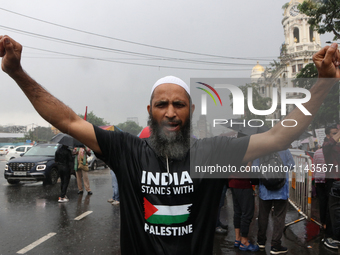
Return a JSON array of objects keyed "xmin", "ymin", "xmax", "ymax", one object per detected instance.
[
  {"xmin": 213, "ymin": 125, "xmax": 340, "ymax": 254},
  {"xmin": 1, "ymin": 34, "xmax": 340, "ymax": 255}
]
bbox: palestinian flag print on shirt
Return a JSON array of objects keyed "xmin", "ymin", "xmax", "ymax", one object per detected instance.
[{"xmin": 144, "ymin": 197, "xmax": 191, "ymax": 225}]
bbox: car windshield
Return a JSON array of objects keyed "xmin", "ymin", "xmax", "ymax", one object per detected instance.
[{"xmin": 23, "ymin": 144, "xmax": 59, "ymax": 157}]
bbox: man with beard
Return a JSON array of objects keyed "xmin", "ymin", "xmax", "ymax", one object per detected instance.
[{"xmin": 1, "ymin": 35, "xmax": 340, "ymax": 255}]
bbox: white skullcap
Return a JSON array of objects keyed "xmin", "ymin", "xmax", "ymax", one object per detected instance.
[{"xmin": 151, "ymin": 76, "xmax": 190, "ymax": 96}]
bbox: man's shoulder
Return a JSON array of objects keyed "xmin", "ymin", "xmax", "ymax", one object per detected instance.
[{"xmin": 190, "ymin": 135, "xmax": 248, "ymax": 152}]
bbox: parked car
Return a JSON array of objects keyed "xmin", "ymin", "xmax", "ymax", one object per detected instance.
[
  {"xmin": 4, "ymin": 143, "xmax": 74, "ymax": 185},
  {"xmin": 87, "ymin": 151, "xmax": 107, "ymax": 170},
  {"xmin": 5, "ymin": 145, "xmax": 32, "ymax": 161},
  {"xmin": 0, "ymin": 145, "xmax": 15, "ymax": 155}
]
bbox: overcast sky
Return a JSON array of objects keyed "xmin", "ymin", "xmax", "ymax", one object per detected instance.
[{"xmin": 0, "ymin": 0, "xmax": 334, "ymax": 129}]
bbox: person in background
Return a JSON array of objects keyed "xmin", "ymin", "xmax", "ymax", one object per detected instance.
[
  {"xmin": 108, "ymin": 169, "xmax": 120, "ymax": 205},
  {"xmin": 73, "ymin": 146, "xmax": 93, "ymax": 195},
  {"xmin": 229, "ymin": 162, "xmax": 259, "ymax": 252},
  {"xmin": 322, "ymin": 126, "xmax": 340, "ymax": 249},
  {"xmin": 55, "ymin": 144, "xmax": 73, "ymax": 203},
  {"xmin": 253, "ymin": 149, "xmax": 295, "ymax": 254}
]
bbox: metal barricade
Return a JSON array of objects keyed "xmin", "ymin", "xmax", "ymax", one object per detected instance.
[{"xmin": 285, "ymin": 151, "xmax": 322, "ymax": 229}]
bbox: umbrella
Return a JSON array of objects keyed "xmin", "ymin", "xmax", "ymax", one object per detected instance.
[
  {"xmin": 50, "ymin": 133, "xmax": 84, "ymax": 147},
  {"xmin": 138, "ymin": 126, "xmax": 151, "ymax": 138},
  {"xmin": 223, "ymin": 119, "xmax": 270, "ymax": 136}
]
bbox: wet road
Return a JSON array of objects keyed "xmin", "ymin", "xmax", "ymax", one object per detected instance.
[
  {"xmin": 0, "ymin": 157, "xmax": 121, "ymax": 255},
  {"xmin": 0, "ymin": 155, "xmax": 337, "ymax": 254}
]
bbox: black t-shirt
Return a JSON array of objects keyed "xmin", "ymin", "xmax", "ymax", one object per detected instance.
[{"xmin": 93, "ymin": 125, "xmax": 249, "ymax": 255}]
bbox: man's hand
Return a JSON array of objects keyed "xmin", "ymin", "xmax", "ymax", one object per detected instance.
[
  {"xmin": 313, "ymin": 43, "xmax": 340, "ymax": 79},
  {"xmin": 0, "ymin": 35, "xmax": 23, "ymax": 76}
]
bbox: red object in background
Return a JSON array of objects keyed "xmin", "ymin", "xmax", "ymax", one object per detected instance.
[
  {"xmin": 305, "ymin": 220, "xmax": 321, "ymax": 242},
  {"xmin": 84, "ymin": 106, "xmax": 88, "ymax": 120},
  {"xmin": 138, "ymin": 126, "xmax": 151, "ymax": 138}
]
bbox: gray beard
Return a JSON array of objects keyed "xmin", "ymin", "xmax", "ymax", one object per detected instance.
[{"xmin": 148, "ymin": 112, "xmax": 191, "ymax": 160}]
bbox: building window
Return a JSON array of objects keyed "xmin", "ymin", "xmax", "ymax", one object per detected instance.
[
  {"xmin": 261, "ymin": 86, "xmax": 265, "ymax": 94},
  {"xmin": 292, "ymin": 65, "xmax": 296, "ymax": 73},
  {"xmin": 293, "ymin": 27, "xmax": 300, "ymax": 43},
  {"xmin": 298, "ymin": 64, "xmax": 303, "ymax": 71}
]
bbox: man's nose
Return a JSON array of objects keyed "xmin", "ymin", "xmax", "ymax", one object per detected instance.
[{"xmin": 165, "ymin": 105, "xmax": 176, "ymax": 118}]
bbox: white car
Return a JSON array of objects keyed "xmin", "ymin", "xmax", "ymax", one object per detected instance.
[
  {"xmin": 0, "ymin": 145, "xmax": 15, "ymax": 156},
  {"xmin": 5, "ymin": 145, "xmax": 32, "ymax": 161}
]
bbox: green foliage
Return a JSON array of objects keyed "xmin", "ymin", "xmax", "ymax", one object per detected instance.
[
  {"xmin": 294, "ymin": 63, "xmax": 340, "ymax": 128},
  {"xmin": 78, "ymin": 111, "xmax": 110, "ymax": 126},
  {"xmin": 24, "ymin": 126, "xmax": 55, "ymax": 142},
  {"xmin": 282, "ymin": 2, "xmax": 289, "ymax": 10},
  {"xmin": 116, "ymin": 121, "xmax": 143, "ymax": 136},
  {"xmin": 229, "ymin": 83, "xmax": 272, "ymax": 123},
  {"xmin": 294, "ymin": 63, "xmax": 318, "ymax": 90},
  {"xmin": 299, "ymin": 0, "xmax": 340, "ymax": 40}
]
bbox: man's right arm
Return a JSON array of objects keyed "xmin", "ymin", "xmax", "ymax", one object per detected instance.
[{"xmin": 0, "ymin": 35, "xmax": 101, "ymax": 154}]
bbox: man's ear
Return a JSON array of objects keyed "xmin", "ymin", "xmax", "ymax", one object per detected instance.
[
  {"xmin": 191, "ymin": 104, "xmax": 195, "ymax": 115},
  {"xmin": 147, "ymin": 105, "xmax": 150, "ymax": 114}
]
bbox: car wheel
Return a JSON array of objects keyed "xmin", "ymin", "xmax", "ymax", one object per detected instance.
[
  {"xmin": 7, "ymin": 180, "xmax": 20, "ymax": 184},
  {"xmin": 92, "ymin": 161, "xmax": 97, "ymax": 170},
  {"xmin": 44, "ymin": 168, "xmax": 59, "ymax": 185}
]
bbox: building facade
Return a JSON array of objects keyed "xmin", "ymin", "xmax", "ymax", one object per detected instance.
[{"xmin": 252, "ymin": 0, "xmax": 321, "ymax": 119}]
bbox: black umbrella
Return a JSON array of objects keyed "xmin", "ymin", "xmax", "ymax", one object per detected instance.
[
  {"xmin": 50, "ymin": 133, "xmax": 84, "ymax": 147},
  {"xmin": 224, "ymin": 119, "xmax": 270, "ymax": 137}
]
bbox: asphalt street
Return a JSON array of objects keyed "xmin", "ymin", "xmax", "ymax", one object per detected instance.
[{"xmin": 0, "ymin": 155, "xmax": 337, "ymax": 255}]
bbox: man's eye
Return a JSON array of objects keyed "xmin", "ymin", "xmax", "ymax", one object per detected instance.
[
  {"xmin": 156, "ymin": 103, "xmax": 166, "ymax": 108},
  {"xmin": 174, "ymin": 103, "xmax": 185, "ymax": 108}
]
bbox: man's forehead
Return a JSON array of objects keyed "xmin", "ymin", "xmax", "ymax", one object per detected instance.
[{"xmin": 152, "ymin": 83, "xmax": 189, "ymax": 100}]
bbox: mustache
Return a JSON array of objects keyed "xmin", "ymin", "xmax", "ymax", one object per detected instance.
[{"xmin": 160, "ymin": 119, "xmax": 182, "ymax": 126}]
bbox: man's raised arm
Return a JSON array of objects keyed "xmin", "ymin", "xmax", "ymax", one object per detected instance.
[
  {"xmin": 243, "ymin": 43, "xmax": 340, "ymax": 163},
  {"xmin": 0, "ymin": 35, "xmax": 101, "ymax": 154}
]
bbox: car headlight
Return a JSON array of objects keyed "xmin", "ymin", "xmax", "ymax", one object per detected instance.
[
  {"xmin": 36, "ymin": 161, "xmax": 47, "ymax": 171},
  {"xmin": 36, "ymin": 165, "xmax": 46, "ymax": 171},
  {"xmin": 5, "ymin": 164, "xmax": 8, "ymax": 170}
]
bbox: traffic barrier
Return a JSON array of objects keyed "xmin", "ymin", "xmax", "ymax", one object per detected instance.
[{"xmin": 285, "ymin": 151, "xmax": 322, "ymax": 230}]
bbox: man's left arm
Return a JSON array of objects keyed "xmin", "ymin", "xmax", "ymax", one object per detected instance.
[{"xmin": 242, "ymin": 43, "xmax": 340, "ymax": 163}]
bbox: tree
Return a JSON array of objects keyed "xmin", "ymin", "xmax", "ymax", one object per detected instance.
[
  {"xmin": 24, "ymin": 126, "xmax": 55, "ymax": 142},
  {"xmin": 116, "ymin": 121, "xmax": 143, "ymax": 136},
  {"xmin": 78, "ymin": 111, "xmax": 110, "ymax": 126},
  {"xmin": 229, "ymin": 83, "xmax": 272, "ymax": 123},
  {"xmin": 298, "ymin": 0, "xmax": 340, "ymax": 40},
  {"xmin": 294, "ymin": 63, "xmax": 340, "ymax": 129}
]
